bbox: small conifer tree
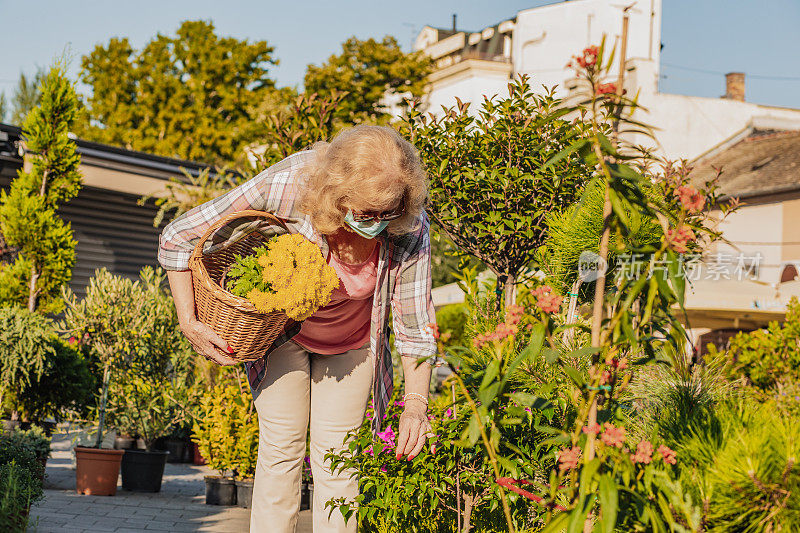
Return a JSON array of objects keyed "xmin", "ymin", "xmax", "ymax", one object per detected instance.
[{"xmin": 0, "ymin": 61, "xmax": 82, "ymax": 313}]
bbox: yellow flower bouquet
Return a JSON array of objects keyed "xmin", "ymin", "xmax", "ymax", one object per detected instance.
[{"xmin": 225, "ymin": 234, "xmax": 339, "ymax": 321}]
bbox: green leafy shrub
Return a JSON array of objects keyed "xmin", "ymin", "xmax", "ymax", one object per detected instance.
[
  {"xmin": 0, "ymin": 461, "xmax": 39, "ymax": 532},
  {"xmin": 0, "ymin": 429, "xmax": 44, "ymax": 532},
  {"xmin": 0, "ymin": 306, "xmax": 56, "ymax": 415},
  {"xmin": 4, "ymin": 426, "xmax": 51, "ymax": 462},
  {"xmin": 400, "ymin": 76, "xmax": 592, "ymax": 304},
  {"xmin": 434, "ymin": 303, "xmax": 469, "ymax": 348},
  {"xmin": 7, "ymin": 339, "xmax": 94, "ymax": 422},
  {"xmin": 192, "ymin": 369, "xmax": 258, "ymax": 479},
  {"xmin": 725, "ymin": 297, "xmax": 800, "ymax": 391},
  {"xmin": 105, "ymin": 375, "xmax": 195, "ymax": 451}
]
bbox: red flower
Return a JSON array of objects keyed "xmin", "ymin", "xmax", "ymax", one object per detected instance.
[
  {"xmin": 658, "ymin": 444, "xmax": 677, "ymax": 465},
  {"xmin": 582, "ymin": 423, "xmax": 601, "ymax": 435},
  {"xmin": 572, "ymin": 45, "xmax": 599, "ymax": 70},
  {"xmin": 631, "ymin": 440, "xmax": 653, "ymax": 464},
  {"xmin": 426, "ymin": 322, "xmax": 440, "ymax": 340},
  {"xmin": 666, "ymin": 225, "xmax": 696, "ymax": 254},
  {"xmin": 67, "ymin": 336, "xmax": 77, "ymax": 345},
  {"xmin": 557, "ymin": 446, "xmax": 582, "ymax": 472},
  {"xmin": 473, "ymin": 304, "xmax": 525, "ymax": 348},
  {"xmin": 600, "ymin": 423, "xmax": 626, "ymax": 447},
  {"xmin": 596, "ymin": 82, "xmax": 617, "ymax": 95},
  {"xmin": 674, "ymin": 185, "xmax": 705, "ymax": 213}
]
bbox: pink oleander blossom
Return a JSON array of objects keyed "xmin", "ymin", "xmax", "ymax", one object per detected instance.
[
  {"xmin": 658, "ymin": 444, "xmax": 677, "ymax": 465},
  {"xmin": 631, "ymin": 440, "xmax": 653, "ymax": 464},
  {"xmin": 582, "ymin": 423, "xmax": 601, "ymax": 435},
  {"xmin": 600, "ymin": 423, "xmax": 626, "ymax": 448},
  {"xmin": 558, "ymin": 446, "xmax": 581, "ymax": 472}
]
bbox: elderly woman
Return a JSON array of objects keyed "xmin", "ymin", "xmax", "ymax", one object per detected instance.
[{"xmin": 157, "ymin": 125, "xmax": 437, "ymax": 533}]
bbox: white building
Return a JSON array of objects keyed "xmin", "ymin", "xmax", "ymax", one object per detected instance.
[{"xmin": 414, "ymin": 0, "xmax": 800, "ymax": 161}]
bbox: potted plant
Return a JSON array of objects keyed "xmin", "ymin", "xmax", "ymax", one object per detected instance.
[
  {"xmin": 300, "ymin": 455, "xmax": 313, "ymax": 511},
  {"xmin": 107, "ymin": 376, "xmax": 189, "ymax": 492},
  {"xmin": 4, "ymin": 426, "xmax": 51, "ymax": 481},
  {"xmin": 0, "ymin": 307, "xmax": 59, "ymax": 435},
  {"xmin": 193, "ymin": 369, "xmax": 259, "ymax": 506},
  {"xmin": 0, "ymin": 430, "xmax": 44, "ymax": 531},
  {"xmin": 61, "ymin": 269, "xmax": 151, "ymax": 496}
]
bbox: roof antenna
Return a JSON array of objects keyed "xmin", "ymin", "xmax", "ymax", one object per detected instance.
[{"xmin": 452, "ymin": 13, "xmax": 457, "ymax": 31}]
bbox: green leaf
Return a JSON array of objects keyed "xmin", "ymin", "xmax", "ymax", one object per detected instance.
[{"xmin": 598, "ymin": 474, "xmax": 618, "ymax": 533}]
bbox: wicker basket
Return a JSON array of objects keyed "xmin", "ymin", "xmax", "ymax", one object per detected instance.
[{"xmin": 188, "ymin": 209, "xmax": 294, "ymax": 362}]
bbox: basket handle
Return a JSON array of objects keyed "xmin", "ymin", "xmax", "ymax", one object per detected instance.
[{"xmin": 189, "ymin": 209, "xmax": 290, "ymax": 262}]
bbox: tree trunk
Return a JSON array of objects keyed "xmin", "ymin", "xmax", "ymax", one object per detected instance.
[
  {"xmin": 504, "ymin": 273, "xmax": 516, "ymax": 307},
  {"xmin": 461, "ymin": 493, "xmax": 474, "ymax": 533},
  {"xmin": 95, "ymin": 364, "xmax": 111, "ymax": 449},
  {"xmin": 27, "ymin": 266, "xmax": 39, "ymax": 312}
]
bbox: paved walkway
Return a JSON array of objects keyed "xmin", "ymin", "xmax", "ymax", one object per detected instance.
[{"xmin": 27, "ymin": 429, "xmax": 312, "ymax": 532}]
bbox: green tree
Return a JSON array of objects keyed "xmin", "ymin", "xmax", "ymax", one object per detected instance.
[
  {"xmin": 78, "ymin": 20, "xmax": 280, "ymax": 167},
  {"xmin": 10, "ymin": 70, "xmax": 44, "ymax": 126},
  {"xmin": 400, "ymin": 77, "xmax": 592, "ymax": 304},
  {"xmin": 0, "ymin": 62, "xmax": 81, "ymax": 313},
  {"xmin": 304, "ymin": 36, "xmax": 432, "ymax": 125},
  {"xmin": 0, "ymin": 92, "xmax": 7, "ymax": 122}
]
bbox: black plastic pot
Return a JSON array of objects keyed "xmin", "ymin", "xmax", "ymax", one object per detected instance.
[
  {"xmin": 120, "ymin": 449, "xmax": 169, "ymax": 492},
  {"xmin": 114, "ymin": 435, "xmax": 136, "ymax": 450},
  {"xmin": 236, "ymin": 478, "xmax": 254, "ymax": 508},
  {"xmin": 164, "ymin": 438, "xmax": 186, "ymax": 463},
  {"xmin": 205, "ymin": 476, "xmax": 236, "ymax": 505},
  {"xmin": 300, "ymin": 482, "xmax": 313, "ymax": 511}
]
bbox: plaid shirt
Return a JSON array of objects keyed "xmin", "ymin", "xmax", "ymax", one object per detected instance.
[{"xmin": 157, "ymin": 150, "xmax": 436, "ymax": 430}]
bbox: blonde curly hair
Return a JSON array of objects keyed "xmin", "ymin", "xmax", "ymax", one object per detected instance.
[{"xmin": 297, "ymin": 125, "xmax": 428, "ymax": 236}]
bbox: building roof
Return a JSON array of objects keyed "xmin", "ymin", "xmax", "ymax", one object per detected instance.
[
  {"xmin": 690, "ymin": 129, "xmax": 800, "ymax": 199},
  {"xmin": 0, "ymin": 122, "xmax": 222, "ymax": 183}
]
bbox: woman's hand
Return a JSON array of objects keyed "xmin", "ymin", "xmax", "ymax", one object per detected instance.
[
  {"xmin": 181, "ymin": 319, "xmax": 239, "ymax": 366},
  {"xmin": 396, "ymin": 399, "xmax": 435, "ymax": 460}
]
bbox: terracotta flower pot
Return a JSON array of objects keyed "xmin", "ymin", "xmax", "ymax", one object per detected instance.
[
  {"xmin": 75, "ymin": 446, "xmax": 124, "ymax": 496},
  {"xmin": 192, "ymin": 442, "xmax": 207, "ymax": 465}
]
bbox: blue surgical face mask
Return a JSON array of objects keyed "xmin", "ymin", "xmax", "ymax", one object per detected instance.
[{"xmin": 344, "ymin": 210, "xmax": 389, "ymax": 239}]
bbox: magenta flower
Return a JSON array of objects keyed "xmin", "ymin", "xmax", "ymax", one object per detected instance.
[{"xmin": 377, "ymin": 426, "xmax": 396, "ymax": 448}]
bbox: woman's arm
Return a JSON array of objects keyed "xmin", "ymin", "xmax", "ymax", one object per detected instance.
[
  {"xmin": 395, "ymin": 356, "xmax": 434, "ymax": 460},
  {"xmin": 391, "ymin": 215, "xmax": 438, "ymax": 460},
  {"xmin": 167, "ymin": 270, "xmax": 238, "ymax": 366}
]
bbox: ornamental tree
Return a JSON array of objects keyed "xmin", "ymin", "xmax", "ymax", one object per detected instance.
[
  {"xmin": 304, "ymin": 36, "xmax": 432, "ymax": 125},
  {"xmin": 78, "ymin": 20, "xmax": 279, "ymax": 166},
  {"xmin": 399, "ymin": 76, "xmax": 592, "ymax": 304},
  {"xmin": 0, "ymin": 62, "xmax": 82, "ymax": 313}
]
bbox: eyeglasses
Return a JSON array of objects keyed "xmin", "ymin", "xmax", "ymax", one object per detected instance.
[{"xmin": 350, "ymin": 203, "xmax": 405, "ymax": 223}]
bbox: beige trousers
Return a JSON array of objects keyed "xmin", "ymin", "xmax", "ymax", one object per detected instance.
[{"xmin": 249, "ymin": 339, "xmax": 373, "ymax": 533}]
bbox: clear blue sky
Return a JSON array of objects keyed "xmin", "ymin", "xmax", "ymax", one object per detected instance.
[{"xmin": 0, "ymin": 0, "xmax": 798, "ymax": 111}]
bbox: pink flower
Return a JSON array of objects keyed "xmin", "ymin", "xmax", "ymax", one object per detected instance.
[
  {"xmin": 674, "ymin": 185, "xmax": 705, "ymax": 213},
  {"xmin": 596, "ymin": 82, "xmax": 617, "ymax": 95},
  {"xmin": 532, "ymin": 286, "xmax": 563, "ymax": 314},
  {"xmin": 570, "ymin": 45, "xmax": 599, "ymax": 70},
  {"xmin": 658, "ymin": 444, "xmax": 677, "ymax": 465},
  {"xmin": 377, "ymin": 426, "xmax": 396, "ymax": 448},
  {"xmin": 558, "ymin": 446, "xmax": 581, "ymax": 472},
  {"xmin": 444, "ymin": 408, "xmax": 453, "ymax": 419},
  {"xmin": 364, "ymin": 445, "xmax": 374, "ymax": 457},
  {"xmin": 582, "ymin": 423, "xmax": 601, "ymax": 435},
  {"xmin": 380, "ymin": 465, "xmax": 388, "ymax": 473},
  {"xmin": 600, "ymin": 423, "xmax": 626, "ymax": 448},
  {"xmin": 666, "ymin": 225, "xmax": 696, "ymax": 254},
  {"xmin": 599, "ymin": 370, "xmax": 613, "ymax": 386},
  {"xmin": 631, "ymin": 440, "xmax": 653, "ymax": 464}
]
